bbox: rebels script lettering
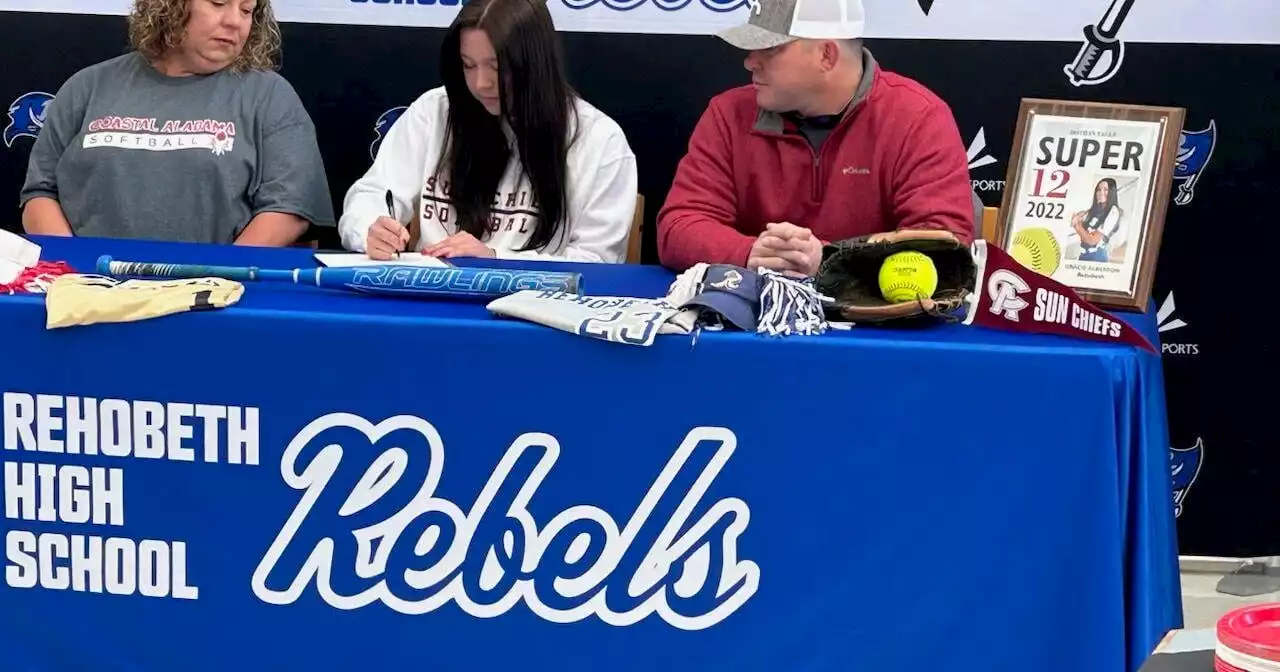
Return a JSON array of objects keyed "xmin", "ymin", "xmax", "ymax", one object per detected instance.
[{"xmin": 250, "ymin": 414, "xmax": 759, "ymax": 630}]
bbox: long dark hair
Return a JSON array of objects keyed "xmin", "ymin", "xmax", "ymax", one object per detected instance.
[
  {"xmin": 437, "ymin": 0, "xmax": 577, "ymax": 252},
  {"xmin": 1088, "ymin": 177, "xmax": 1119, "ymax": 222}
]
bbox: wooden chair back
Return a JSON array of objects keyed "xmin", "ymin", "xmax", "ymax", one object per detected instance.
[
  {"xmin": 626, "ymin": 194, "xmax": 645, "ymax": 264},
  {"xmin": 981, "ymin": 207, "xmax": 1000, "ymax": 244}
]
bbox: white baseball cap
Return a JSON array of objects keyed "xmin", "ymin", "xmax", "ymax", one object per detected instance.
[{"xmin": 717, "ymin": 0, "xmax": 866, "ymax": 51}]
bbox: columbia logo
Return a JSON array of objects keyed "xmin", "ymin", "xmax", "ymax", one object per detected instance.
[
  {"xmin": 1157, "ymin": 293, "xmax": 1187, "ymax": 333},
  {"xmin": 966, "ymin": 128, "xmax": 997, "ymax": 170}
]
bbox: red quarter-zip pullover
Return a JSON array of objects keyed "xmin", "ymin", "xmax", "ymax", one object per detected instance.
[{"xmin": 656, "ymin": 49, "xmax": 975, "ymax": 272}]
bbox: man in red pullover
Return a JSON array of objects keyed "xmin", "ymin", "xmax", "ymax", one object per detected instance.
[{"xmin": 656, "ymin": 0, "xmax": 975, "ymax": 274}]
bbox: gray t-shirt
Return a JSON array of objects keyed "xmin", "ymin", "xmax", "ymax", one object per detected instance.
[{"xmin": 20, "ymin": 52, "xmax": 335, "ymax": 244}]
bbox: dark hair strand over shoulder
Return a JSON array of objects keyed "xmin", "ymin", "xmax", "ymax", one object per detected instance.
[{"xmin": 436, "ymin": 0, "xmax": 578, "ymax": 252}]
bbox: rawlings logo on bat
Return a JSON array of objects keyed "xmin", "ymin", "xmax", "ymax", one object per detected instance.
[{"xmin": 345, "ymin": 266, "xmax": 579, "ymax": 296}]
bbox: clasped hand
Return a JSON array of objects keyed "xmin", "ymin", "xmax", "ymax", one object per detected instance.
[{"xmin": 747, "ymin": 222, "xmax": 824, "ymax": 277}]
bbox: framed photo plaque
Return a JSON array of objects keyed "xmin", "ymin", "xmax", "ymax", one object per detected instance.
[{"xmin": 995, "ymin": 99, "xmax": 1186, "ymax": 311}]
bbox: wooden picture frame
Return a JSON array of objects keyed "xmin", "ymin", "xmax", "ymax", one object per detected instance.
[{"xmin": 995, "ymin": 98, "xmax": 1185, "ymax": 312}]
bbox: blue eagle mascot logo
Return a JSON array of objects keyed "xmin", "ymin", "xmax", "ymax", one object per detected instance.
[
  {"xmin": 1170, "ymin": 438, "xmax": 1204, "ymax": 518},
  {"xmin": 370, "ymin": 105, "xmax": 408, "ymax": 161},
  {"xmin": 1173, "ymin": 120, "xmax": 1217, "ymax": 206},
  {"xmin": 5, "ymin": 91, "xmax": 53, "ymax": 148}
]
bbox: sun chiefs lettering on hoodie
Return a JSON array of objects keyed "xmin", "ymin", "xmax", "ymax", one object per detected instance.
[{"xmin": 656, "ymin": 50, "xmax": 975, "ymax": 272}]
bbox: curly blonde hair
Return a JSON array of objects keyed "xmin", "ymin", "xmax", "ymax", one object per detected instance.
[{"xmin": 127, "ymin": 0, "xmax": 282, "ymax": 73}]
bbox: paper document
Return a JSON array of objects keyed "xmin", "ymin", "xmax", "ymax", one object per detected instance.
[
  {"xmin": 0, "ymin": 230, "xmax": 41, "ymax": 284},
  {"xmin": 314, "ymin": 252, "xmax": 451, "ymax": 268}
]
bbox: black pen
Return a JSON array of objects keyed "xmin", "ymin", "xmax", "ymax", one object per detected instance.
[{"xmin": 384, "ymin": 189, "xmax": 401, "ymax": 258}]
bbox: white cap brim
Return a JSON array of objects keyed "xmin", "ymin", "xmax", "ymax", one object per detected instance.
[{"xmin": 716, "ymin": 23, "xmax": 797, "ymax": 51}]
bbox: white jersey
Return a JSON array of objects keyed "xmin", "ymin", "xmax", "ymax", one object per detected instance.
[
  {"xmin": 487, "ymin": 264, "xmax": 709, "ymax": 345},
  {"xmin": 339, "ymin": 87, "xmax": 638, "ymax": 263},
  {"xmin": 488, "ymin": 292, "xmax": 697, "ymax": 346},
  {"xmin": 1081, "ymin": 204, "xmax": 1124, "ymax": 251},
  {"xmin": 486, "ymin": 263, "xmax": 835, "ymax": 344}
]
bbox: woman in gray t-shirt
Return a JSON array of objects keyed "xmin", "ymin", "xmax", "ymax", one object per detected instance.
[{"xmin": 19, "ymin": 0, "xmax": 335, "ymax": 246}]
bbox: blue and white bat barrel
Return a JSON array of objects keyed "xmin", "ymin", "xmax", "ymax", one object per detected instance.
[{"xmin": 311, "ymin": 264, "xmax": 582, "ymax": 301}]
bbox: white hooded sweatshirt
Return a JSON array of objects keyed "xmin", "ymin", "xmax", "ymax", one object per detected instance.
[{"xmin": 339, "ymin": 87, "xmax": 638, "ymax": 263}]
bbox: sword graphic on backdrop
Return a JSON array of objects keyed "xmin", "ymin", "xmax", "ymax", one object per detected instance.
[{"xmin": 1064, "ymin": 0, "xmax": 1137, "ymax": 87}]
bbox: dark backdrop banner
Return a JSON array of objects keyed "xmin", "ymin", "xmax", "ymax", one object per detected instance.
[{"xmin": 0, "ymin": 10, "xmax": 1276, "ymax": 557}]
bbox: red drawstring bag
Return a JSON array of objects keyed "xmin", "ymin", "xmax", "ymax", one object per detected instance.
[{"xmin": 0, "ymin": 261, "xmax": 76, "ymax": 295}]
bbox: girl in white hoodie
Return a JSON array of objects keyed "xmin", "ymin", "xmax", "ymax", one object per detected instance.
[{"xmin": 339, "ymin": 0, "xmax": 639, "ymax": 263}]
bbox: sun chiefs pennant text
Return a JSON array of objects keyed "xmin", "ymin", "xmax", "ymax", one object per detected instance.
[{"xmin": 965, "ymin": 241, "xmax": 1156, "ymax": 352}]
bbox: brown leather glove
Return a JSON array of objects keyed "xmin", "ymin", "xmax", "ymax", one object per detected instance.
[{"xmin": 813, "ymin": 229, "xmax": 977, "ymax": 325}]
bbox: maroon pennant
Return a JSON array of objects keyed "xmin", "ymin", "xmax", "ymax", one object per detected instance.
[{"xmin": 963, "ymin": 241, "xmax": 1157, "ymax": 353}]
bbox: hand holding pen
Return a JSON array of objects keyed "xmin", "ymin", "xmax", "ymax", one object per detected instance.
[{"xmin": 364, "ymin": 189, "xmax": 411, "ymax": 261}]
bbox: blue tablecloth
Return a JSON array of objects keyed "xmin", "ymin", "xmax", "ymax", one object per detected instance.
[{"xmin": 0, "ymin": 236, "xmax": 1181, "ymax": 672}]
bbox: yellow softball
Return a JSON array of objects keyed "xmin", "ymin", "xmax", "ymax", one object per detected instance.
[
  {"xmin": 879, "ymin": 251, "xmax": 938, "ymax": 304},
  {"xmin": 1011, "ymin": 227, "xmax": 1062, "ymax": 277}
]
